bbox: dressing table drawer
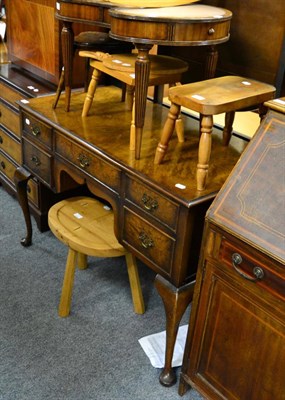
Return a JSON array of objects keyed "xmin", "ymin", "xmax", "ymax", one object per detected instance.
[
  {"xmin": 22, "ymin": 138, "xmax": 53, "ymax": 187},
  {"xmin": 22, "ymin": 112, "xmax": 52, "ymax": 149},
  {"xmin": 125, "ymin": 175, "xmax": 179, "ymax": 231},
  {"xmin": 122, "ymin": 207, "xmax": 175, "ymax": 277},
  {"xmin": 55, "ymin": 132, "xmax": 121, "ymax": 192}
]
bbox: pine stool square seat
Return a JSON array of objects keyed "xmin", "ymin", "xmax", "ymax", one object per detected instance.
[
  {"xmin": 48, "ymin": 196, "xmax": 145, "ymax": 317},
  {"xmin": 154, "ymin": 75, "xmax": 275, "ymax": 191},
  {"xmin": 79, "ymin": 51, "xmax": 188, "ymax": 152}
]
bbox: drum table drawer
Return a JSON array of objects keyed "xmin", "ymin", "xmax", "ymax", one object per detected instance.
[
  {"xmin": 55, "ymin": 131, "xmax": 121, "ymax": 192},
  {"xmin": 122, "ymin": 206, "xmax": 175, "ymax": 277},
  {"xmin": 22, "ymin": 112, "xmax": 52, "ymax": 149},
  {"xmin": 22, "ymin": 138, "xmax": 53, "ymax": 187},
  {"xmin": 125, "ymin": 175, "xmax": 179, "ymax": 231}
]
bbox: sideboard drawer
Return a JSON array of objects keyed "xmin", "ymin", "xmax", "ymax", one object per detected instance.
[
  {"xmin": 125, "ymin": 175, "xmax": 179, "ymax": 231},
  {"xmin": 22, "ymin": 112, "xmax": 52, "ymax": 149},
  {"xmin": 219, "ymin": 238, "xmax": 285, "ymax": 301},
  {"xmin": 22, "ymin": 138, "xmax": 53, "ymax": 187},
  {"xmin": 0, "ymin": 151, "xmax": 17, "ymax": 183},
  {"xmin": 122, "ymin": 206, "xmax": 175, "ymax": 277},
  {"xmin": 0, "ymin": 82, "xmax": 25, "ymax": 108},
  {"xmin": 55, "ymin": 131, "xmax": 121, "ymax": 192},
  {"xmin": 0, "ymin": 129, "xmax": 21, "ymax": 164},
  {"xmin": 0, "ymin": 102, "xmax": 21, "ymax": 138}
]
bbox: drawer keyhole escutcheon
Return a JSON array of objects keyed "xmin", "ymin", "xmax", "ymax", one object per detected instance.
[
  {"xmin": 232, "ymin": 253, "xmax": 264, "ymax": 282},
  {"xmin": 31, "ymin": 126, "xmax": 41, "ymax": 136},
  {"xmin": 139, "ymin": 232, "xmax": 154, "ymax": 249},
  {"xmin": 30, "ymin": 155, "xmax": 41, "ymax": 167},
  {"xmin": 78, "ymin": 154, "xmax": 90, "ymax": 169},
  {"xmin": 141, "ymin": 193, "xmax": 158, "ymax": 212}
]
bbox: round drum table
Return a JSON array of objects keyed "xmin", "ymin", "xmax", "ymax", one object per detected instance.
[{"xmin": 109, "ymin": 4, "xmax": 232, "ymax": 160}]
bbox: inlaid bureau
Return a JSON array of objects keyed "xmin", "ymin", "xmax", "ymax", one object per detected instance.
[
  {"xmin": 179, "ymin": 98, "xmax": 285, "ymax": 399},
  {"xmin": 15, "ymin": 88, "xmax": 245, "ymax": 386},
  {"xmin": 0, "ymin": 64, "xmax": 56, "ymax": 230}
]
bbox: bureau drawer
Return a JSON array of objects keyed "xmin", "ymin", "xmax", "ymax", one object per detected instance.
[
  {"xmin": 22, "ymin": 112, "xmax": 52, "ymax": 149},
  {"xmin": 0, "ymin": 129, "xmax": 21, "ymax": 164},
  {"xmin": 55, "ymin": 132, "xmax": 120, "ymax": 192},
  {"xmin": 22, "ymin": 138, "xmax": 53, "ymax": 187},
  {"xmin": 122, "ymin": 207, "xmax": 175, "ymax": 277},
  {"xmin": 125, "ymin": 175, "xmax": 179, "ymax": 231},
  {"xmin": 0, "ymin": 102, "xmax": 21, "ymax": 137},
  {"xmin": 219, "ymin": 238, "xmax": 285, "ymax": 301},
  {"xmin": 26, "ymin": 178, "xmax": 39, "ymax": 207}
]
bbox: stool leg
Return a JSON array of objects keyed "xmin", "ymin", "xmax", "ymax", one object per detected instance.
[
  {"xmin": 175, "ymin": 115, "xmax": 184, "ymax": 143},
  {"xmin": 52, "ymin": 67, "xmax": 65, "ymax": 109},
  {"xmin": 223, "ymin": 111, "xmax": 235, "ymax": 146},
  {"xmin": 197, "ymin": 114, "xmax": 213, "ymax": 191},
  {"xmin": 77, "ymin": 253, "xmax": 88, "ymax": 270},
  {"xmin": 82, "ymin": 68, "xmax": 102, "ymax": 117},
  {"xmin": 154, "ymin": 103, "xmax": 181, "ymax": 164},
  {"xmin": 130, "ymin": 93, "xmax": 136, "ymax": 151},
  {"xmin": 125, "ymin": 252, "xmax": 145, "ymax": 314},
  {"xmin": 58, "ymin": 248, "xmax": 77, "ymax": 318}
]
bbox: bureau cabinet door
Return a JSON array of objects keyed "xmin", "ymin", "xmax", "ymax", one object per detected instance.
[{"xmin": 187, "ymin": 261, "xmax": 285, "ymax": 400}]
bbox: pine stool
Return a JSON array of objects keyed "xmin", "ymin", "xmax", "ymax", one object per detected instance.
[
  {"xmin": 79, "ymin": 51, "xmax": 188, "ymax": 153},
  {"xmin": 48, "ymin": 196, "xmax": 145, "ymax": 317},
  {"xmin": 154, "ymin": 75, "xmax": 275, "ymax": 191}
]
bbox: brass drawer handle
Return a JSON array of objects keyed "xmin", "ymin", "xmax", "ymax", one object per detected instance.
[
  {"xmin": 77, "ymin": 154, "xmax": 90, "ymax": 169},
  {"xmin": 139, "ymin": 232, "xmax": 154, "ymax": 249},
  {"xmin": 208, "ymin": 28, "xmax": 215, "ymax": 35},
  {"xmin": 232, "ymin": 253, "xmax": 264, "ymax": 282},
  {"xmin": 31, "ymin": 125, "xmax": 41, "ymax": 136},
  {"xmin": 141, "ymin": 193, "xmax": 158, "ymax": 212},
  {"xmin": 30, "ymin": 155, "xmax": 41, "ymax": 167}
]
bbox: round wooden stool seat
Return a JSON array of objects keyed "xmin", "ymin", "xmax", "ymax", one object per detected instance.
[{"xmin": 48, "ymin": 196, "xmax": 145, "ymax": 317}]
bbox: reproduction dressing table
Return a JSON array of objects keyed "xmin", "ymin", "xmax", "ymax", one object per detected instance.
[
  {"xmin": 55, "ymin": 1, "xmax": 232, "ymax": 158},
  {"xmin": 14, "ymin": 88, "xmax": 244, "ymax": 386}
]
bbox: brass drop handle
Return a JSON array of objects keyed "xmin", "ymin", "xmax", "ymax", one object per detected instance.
[
  {"xmin": 232, "ymin": 253, "xmax": 264, "ymax": 282},
  {"xmin": 139, "ymin": 232, "xmax": 154, "ymax": 249},
  {"xmin": 30, "ymin": 155, "xmax": 41, "ymax": 166},
  {"xmin": 77, "ymin": 154, "xmax": 90, "ymax": 169},
  {"xmin": 208, "ymin": 28, "xmax": 215, "ymax": 35},
  {"xmin": 31, "ymin": 125, "xmax": 41, "ymax": 136},
  {"xmin": 141, "ymin": 193, "xmax": 158, "ymax": 212}
]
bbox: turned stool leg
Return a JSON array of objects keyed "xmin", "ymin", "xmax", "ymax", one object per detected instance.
[
  {"xmin": 58, "ymin": 248, "xmax": 77, "ymax": 318},
  {"xmin": 52, "ymin": 67, "xmax": 65, "ymax": 109},
  {"xmin": 154, "ymin": 102, "xmax": 181, "ymax": 164},
  {"xmin": 197, "ymin": 114, "xmax": 213, "ymax": 191},
  {"xmin": 77, "ymin": 253, "xmax": 88, "ymax": 270},
  {"xmin": 82, "ymin": 68, "xmax": 102, "ymax": 117},
  {"xmin": 223, "ymin": 111, "xmax": 235, "ymax": 146},
  {"xmin": 130, "ymin": 93, "xmax": 136, "ymax": 151},
  {"xmin": 125, "ymin": 252, "xmax": 145, "ymax": 314}
]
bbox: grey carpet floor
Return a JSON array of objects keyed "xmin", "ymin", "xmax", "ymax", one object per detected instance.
[{"xmin": 0, "ymin": 187, "xmax": 204, "ymax": 400}]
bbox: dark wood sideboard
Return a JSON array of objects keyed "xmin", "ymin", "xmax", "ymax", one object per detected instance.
[{"xmin": 179, "ymin": 98, "xmax": 285, "ymax": 399}]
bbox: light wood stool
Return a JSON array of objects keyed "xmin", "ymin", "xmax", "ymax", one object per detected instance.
[
  {"xmin": 48, "ymin": 196, "xmax": 145, "ymax": 317},
  {"xmin": 154, "ymin": 75, "xmax": 275, "ymax": 191},
  {"xmin": 79, "ymin": 51, "xmax": 188, "ymax": 151}
]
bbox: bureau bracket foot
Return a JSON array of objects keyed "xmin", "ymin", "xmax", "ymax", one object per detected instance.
[
  {"xmin": 154, "ymin": 275, "xmax": 195, "ymax": 387},
  {"xmin": 14, "ymin": 167, "xmax": 33, "ymax": 246}
]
